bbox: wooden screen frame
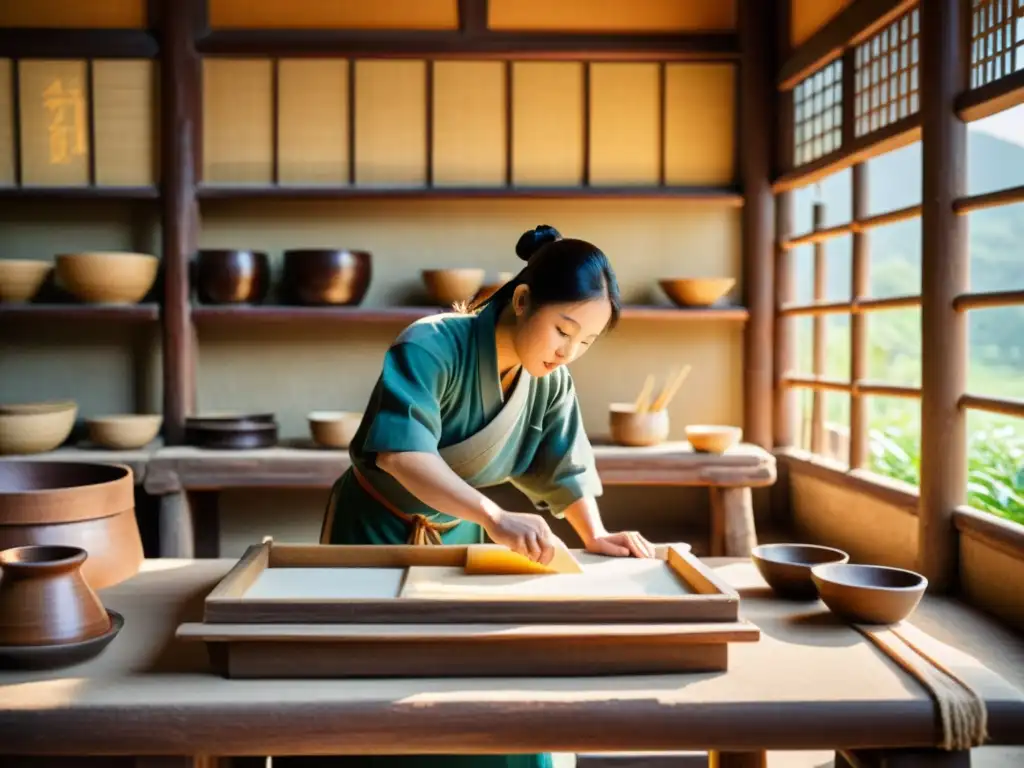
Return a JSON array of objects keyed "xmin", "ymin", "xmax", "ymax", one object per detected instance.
[{"xmin": 201, "ymin": 540, "xmax": 742, "ymax": 625}]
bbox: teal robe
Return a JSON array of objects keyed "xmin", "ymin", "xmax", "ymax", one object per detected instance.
[{"xmin": 304, "ymin": 299, "xmax": 603, "ymax": 768}]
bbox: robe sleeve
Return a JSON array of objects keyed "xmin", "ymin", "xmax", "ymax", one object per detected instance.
[
  {"xmin": 361, "ymin": 341, "xmax": 448, "ymax": 457},
  {"xmin": 513, "ymin": 371, "xmax": 604, "ymax": 518}
]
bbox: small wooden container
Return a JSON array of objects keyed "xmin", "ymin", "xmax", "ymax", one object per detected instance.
[
  {"xmin": 659, "ymin": 277, "xmax": 736, "ymax": 307},
  {"xmin": 55, "ymin": 252, "xmax": 158, "ymax": 304},
  {"xmin": 308, "ymin": 411, "xmax": 363, "ymax": 449},
  {"xmin": 0, "ymin": 259, "xmax": 51, "ymax": 303},
  {"xmin": 685, "ymin": 424, "xmax": 742, "ymax": 453},
  {"xmin": 422, "ymin": 268, "xmax": 485, "ymax": 306},
  {"xmin": 282, "ymin": 249, "xmax": 372, "ymax": 306},
  {"xmin": 0, "ymin": 545, "xmax": 111, "ymax": 647},
  {"xmin": 193, "ymin": 249, "xmax": 270, "ymax": 305},
  {"xmin": 86, "ymin": 414, "xmax": 162, "ymax": 450},
  {"xmin": 609, "ymin": 403, "xmax": 669, "ymax": 447},
  {"xmin": 811, "ymin": 563, "xmax": 928, "ymax": 625}
]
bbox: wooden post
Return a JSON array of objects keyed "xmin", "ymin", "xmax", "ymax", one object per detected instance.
[
  {"xmin": 918, "ymin": 0, "xmax": 968, "ymax": 593},
  {"xmin": 810, "ymin": 202, "xmax": 827, "ymax": 455},
  {"xmin": 160, "ymin": 0, "xmax": 200, "ymax": 445},
  {"xmin": 774, "ymin": 192, "xmax": 794, "ymax": 447},
  {"xmin": 739, "ymin": 0, "xmax": 776, "ymax": 450},
  {"xmin": 849, "ymin": 163, "xmax": 869, "ymax": 469}
]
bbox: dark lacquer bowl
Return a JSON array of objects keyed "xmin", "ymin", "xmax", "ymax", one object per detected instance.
[
  {"xmin": 281, "ymin": 249, "xmax": 372, "ymax": 306},
  {"xmin": 193, "ymin": 250, "xmax": 270, "ymax": 305},
  {"xmin": 811, "ymin": 563, "xmax": 927, "ymax": 625},
  {"xmin": 751, "ymin": 543, "xmax": 850, "ymax": 600}
]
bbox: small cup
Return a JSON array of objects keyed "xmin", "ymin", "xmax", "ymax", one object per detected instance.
[{"xmin": 609, "ymin": 403, "xmax": 669, "ymax": 447}]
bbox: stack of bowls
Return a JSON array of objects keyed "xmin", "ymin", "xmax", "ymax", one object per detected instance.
[{"xmin": 185, "ymin": 412, "xmax": 278, "ymax": 450}]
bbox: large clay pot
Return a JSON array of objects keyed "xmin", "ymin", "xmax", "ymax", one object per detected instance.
[
  {"xmin": 0, "ymin": 545, "xmax": 110, "ymax": 646},
  {"xmin": 0, "ymin": 462, "xmax": 143, "ymax": 590}
]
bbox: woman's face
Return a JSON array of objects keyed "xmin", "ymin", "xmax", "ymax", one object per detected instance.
[{"xmin": 511, "ymin": 286, "xmax": 613, "ymax": 378}]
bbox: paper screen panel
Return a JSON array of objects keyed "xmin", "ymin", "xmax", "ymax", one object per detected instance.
[
  {"xmin": 432, "ymin": 61, "xmax": 505, "ymax": 187},
  {"xmin": 0, "ymin": 0, "xmax": 145, "ymax": 28},
  {"xmin": 0, "ymin": 60, "xmax": 13, "ymax": 186},
  {"xmin": 664, "ymin": 64, "xmax": 736, "ymax": 185},
  {"xmin": 488, "ymin": 0, "xmax": 735, "ymax": 32},
  {"xmin": 353, "ymin": 60, "xmax": 426, "ymax": 187},
  {"xmin": 278, "ymin": 59, "xmax": 349, "ymax": 185},
  {"xmin": 588, "ymin": 63, "xmax": 660, "ymax": 186},
  {"xmin": 19, "ymin": 60, "xmax": 90, "ymax": 187},
  {"xmin": 210, "ymin": 0, "xmax": 458, "ymax": 29},
  {"xmin": 791, "ymin": 0, "xmax": 854, "ymax": 48},
  {"xmin": 92, "ymin": 60, "xmax": 156, "ymax": 187},
  {"xmin": 510, "ymin": 62, "xmax": 584, "ymax": 186},
  {"xmin": 202, "ymin": 59, "xmax": 273, "ymax": 185}
]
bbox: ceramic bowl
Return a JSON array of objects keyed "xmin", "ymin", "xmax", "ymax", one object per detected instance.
[
  {"xmin": 609, "ymin": 403, "xmax": 669, "ymax": 447},
  {"xmin": 685, "ymin": 424, "xmax": 742, "ymax": 453},
  {"xmin": 811, "ymin": 563, "xmax": 928, "ymax": 625},
  {"xmin": 193, "ymin": 249, "xmax": 270, "ymax": 304},
  {"xmin": 55, "ymin": 252, "xmax": 159, "ymax": 304},
  {"xmin": 473, "ymin": 272, "xmax": 514, "ymax": 304},
  {"xmin": 308, "ymin": 411, "xmax": 363, "ymax": 449},
  {"xmin": 86, "ymin": 414, "xmax": 162, "ymax": 450},
  {"xmin": 422, "ymin": 268, "xmax": 486, "ymax": 306},
  {"xmin": 282, "ymin": 249, "xmax": 372, "ymax": 306},
  {"xmin": 0, "ymin": 461, "xmax": 142, "ymax": 590},
  {"xmin": 659, "ymin": 277, "xmax": 736, "ymax": 307},
  {"xmin": 0, "ymin": 545, "xmax": 110, "ymax": 647},
  {"xmin": 751, "ymin": 543, "xmax": 850, "ymax": 599},
  {"xmin": 0, "ymin": 259, "xmax": 51, "ymax": 303},
  {"xmin": 0, "ymin": 401, "xmax": 78, "ymax": 456}
]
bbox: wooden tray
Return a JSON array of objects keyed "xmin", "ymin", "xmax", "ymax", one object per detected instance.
[{"xmin": 177, "ymin": 540, "xmax": 760, "ymax": 678}]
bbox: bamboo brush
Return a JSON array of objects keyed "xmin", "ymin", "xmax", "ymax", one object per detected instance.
[
  {"xmin": 633, "ymin": 374, "xmax": 655, "ymax": 413},
  {"xmin": 651, "ymin": 364, "xmax": 692, "ymax": 412}
]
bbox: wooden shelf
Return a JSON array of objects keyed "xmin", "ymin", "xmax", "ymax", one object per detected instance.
[
  {"xmin": 0, "ymin": 303, "xmax": 160, "ymax": 323},
  {"xmin": 143, "ymin": 441, "xmax": 776, "ymax": 495},
  {"xmin": 0, "ymin": 187, "xmax": 160, "ymax": 201},
  {"xmin": 190, "ymin": 304, "xmax": 749, "ymax": 326},
  {"xmin": 196, "ymin": 185, "xmax": 744, "ymax": 204}
]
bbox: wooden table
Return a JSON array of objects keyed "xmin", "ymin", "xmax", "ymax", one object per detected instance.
[
  {"xmin": 1, "ymin": 557, "xmax": 1020, "ymax": 768},
  {"xmin": 144, "ymin": 441, "xmax": 776, "ymax": 559}
]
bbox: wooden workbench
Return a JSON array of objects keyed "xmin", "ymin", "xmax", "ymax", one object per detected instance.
[{"xmin": 0, "ymin": 557, "xmax": 1020, "ymax": 767}]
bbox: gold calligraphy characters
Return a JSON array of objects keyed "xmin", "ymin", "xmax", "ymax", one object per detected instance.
[{"xmin": 43, "ymin": 78, "xmax": 87, "ymax": 165}]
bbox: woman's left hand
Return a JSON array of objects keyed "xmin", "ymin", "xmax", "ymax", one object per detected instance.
[{"xmin": 585, "ymin": 530, "xmax": 656, "ymax": 559}]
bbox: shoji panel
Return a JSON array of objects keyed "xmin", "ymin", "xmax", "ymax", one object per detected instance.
[
  {"xmin": 202, "ymin": 59, "xmax": 274, "ymax": 185},
  {"xmin": 432, "ymin": 61, "xmax": 505, "ymax": 186},
  {"xmin": 0, "ymin": 60, "xmax": 13, "ymax": 186},
  {"xmin": 589, "ymin": 63, "xmax": 660, "ymax": 186},
  {"xmin": 664, "ymin": 64, "xmax": 736, "ymax": 185},
  {"xmin": 19, "ymin": 60, "xmax": 90, "ymax": 187},
  {"xmin": 92, "ymin": 59, "xmax": 157, "ymax": 187},
  {"xmin": 210, "ymin": 0, "xmax": 458, "ymax": 29},
  {"xmin": 278, "ymin": 59, "xmax": 350, "ymax": 185},
  {"xmin": 511, "ymin": 62, "xmax": 584, "ymax": 186},
  {"xmin": 353, "ymin": 60, "xmax": 427, "ymax": 187},
  {"xmin": 489, "ymin": 0, "xmax": 736, "ymax": 32},
  {"xmin": 0, "ymin": 0, "xmax": 145, "ymax": 28}
]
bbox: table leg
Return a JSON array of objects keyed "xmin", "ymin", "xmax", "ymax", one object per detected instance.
[
  {"xmin": 707, "ymin": 751, "xmax": 766, "ymax": 768},
  {"xmin": 158, "ymin": 492, "xmax": 195, "ymax": 558},
  {"xmin": 707, "ymin": 487, "xmax": 757, "ymax": 557},
  {"xmin": 186, "ymin": 490, "xmax": 221, "ymax": 559},
  {"xmin": 838, "ymin": 748, "xmax": 971, "ymax": 767}
]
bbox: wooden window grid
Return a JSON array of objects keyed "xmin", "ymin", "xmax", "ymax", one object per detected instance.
[
  {"xmin": 969, "ymin": 0, "xmax": 1024, "ymax": 89},
  {"xmin": 792, "ymin": 59, "xmax": 843, "ymax": 167},
  {"xmin": 854, "ymin": 6, "xmax": 920, "ymax": 138}
]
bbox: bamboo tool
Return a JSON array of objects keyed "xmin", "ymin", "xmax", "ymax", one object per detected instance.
[
  {"xmin": 651, "ymin": 364, "xmax": 692, "ymax": 411},
  {"xmin": 633, "ymin": 374, "xmax": 656, "ymax": 413}
]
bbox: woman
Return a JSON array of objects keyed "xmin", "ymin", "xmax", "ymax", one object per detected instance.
[{"xmin": 312, "ymin": 224, "xmax": 655, "ymax": 768}]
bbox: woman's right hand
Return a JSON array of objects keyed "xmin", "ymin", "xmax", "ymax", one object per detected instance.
[{"xmin": 485, "ymin": 509, "xmax": 566, "ymax": 565}]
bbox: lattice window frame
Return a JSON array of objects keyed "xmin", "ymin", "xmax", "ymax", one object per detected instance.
[
  {"xmin": 854, "ymin": 6, "xmax": 920, "ymax": 139},
  {"xmin": 792, "ymin": 59, "xmax": 844, "ymax": 167},
  {"xmin": 970, "ymin": 0, "xmax": 1024, "ymax": 89}
]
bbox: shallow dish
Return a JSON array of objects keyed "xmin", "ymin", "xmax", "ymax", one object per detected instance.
[
  {"xmin": 659, "ymin": 277, "xmax": 736, "ymax": 307},
  {"xmin": 685, "ymin": 424, "xmax": 742, "ymax": 453},
  {"xmin": 751, "ymin": 543, "xmax": 850, "ymax": 599},
  {"xmin": 811, "ymin": 563, "xmax": 928, "ymax": 625}
]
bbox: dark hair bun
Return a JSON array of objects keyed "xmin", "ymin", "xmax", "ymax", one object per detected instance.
[{"xmin": 515, "ymin": 224, "xmax": 562, "ymax": 262}]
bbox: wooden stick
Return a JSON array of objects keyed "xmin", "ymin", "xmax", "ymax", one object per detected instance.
[
  {"xmin": 634, "ymin": 374, "xmax": 655, "ymax": 413},
  {"xmin": 652, "ymin": 365, "xmax": 692, "ymax": 411}
]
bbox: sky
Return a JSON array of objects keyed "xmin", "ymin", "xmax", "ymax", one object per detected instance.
[{"xmin": 970, "ymin": 103, "xmax": 1024, "ymax": 148}]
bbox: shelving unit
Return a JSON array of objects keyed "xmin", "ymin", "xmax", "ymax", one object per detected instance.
[{"xmin": 0, "ymin": 303, "xmax": 160, "ymax": 323}]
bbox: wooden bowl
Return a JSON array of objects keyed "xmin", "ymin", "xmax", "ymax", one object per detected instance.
[
  {"xmin": 282, "ymin": 249, "xmax": 372, "ymax": 306},
  {"xmin": 0, "ymin": 259, "xmax": 51, "ymax": 303},
  {"xmin": 659, "ymin": 277, "xmax": 736, "ymax": 307},
  {"xmin": 811, "ymin": 563, "xmax": 928, "ymax": 625},
  {"xmin": 308, "ymin": 411, "xmax": 363, "ymax": 449},
  {"xmin": 685, "ymin": 424, "xmax": 742, "ymax": 453},
  {"xmin": 185, "ymin": 421, "xmax": 278, "ymax": 450},
  {"xmin": 0, "ymin": 545, "xmax": 110, "ymax": 647},
  {"xmin": 0, "ymin": 461, "xmax": 142, "ymax": 590},
  {"xmin": 422, "ymin": 268, "xmax": 486, "ymax": 306},
  {"xmin": 0, "ymin": 401, "xmax": 78, "ymax": 455},
  {"xmin": 86, "ymin": 414, "xmax": 162, "ymax": 450},
  {"xmin": 55, "ymin": 252, "xmax": 159, "ymax": 304},
  {"xmin": 751, "ymin": 543, "xmax": 850, "ymax": 600},
  {"xmin": 186, "ymin": 412, "xmax": 276, "ymax": 428},
  {"xmin": 473, "ymin": 271, "xmax": 514, "ymax": 303},
  {"xmin": 194, "ymin": 249, "xmax": 270, "ymax": 305},
  {"xmin": 609, "ymin": 403, "xmax": 669, "ymax": 447}
]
